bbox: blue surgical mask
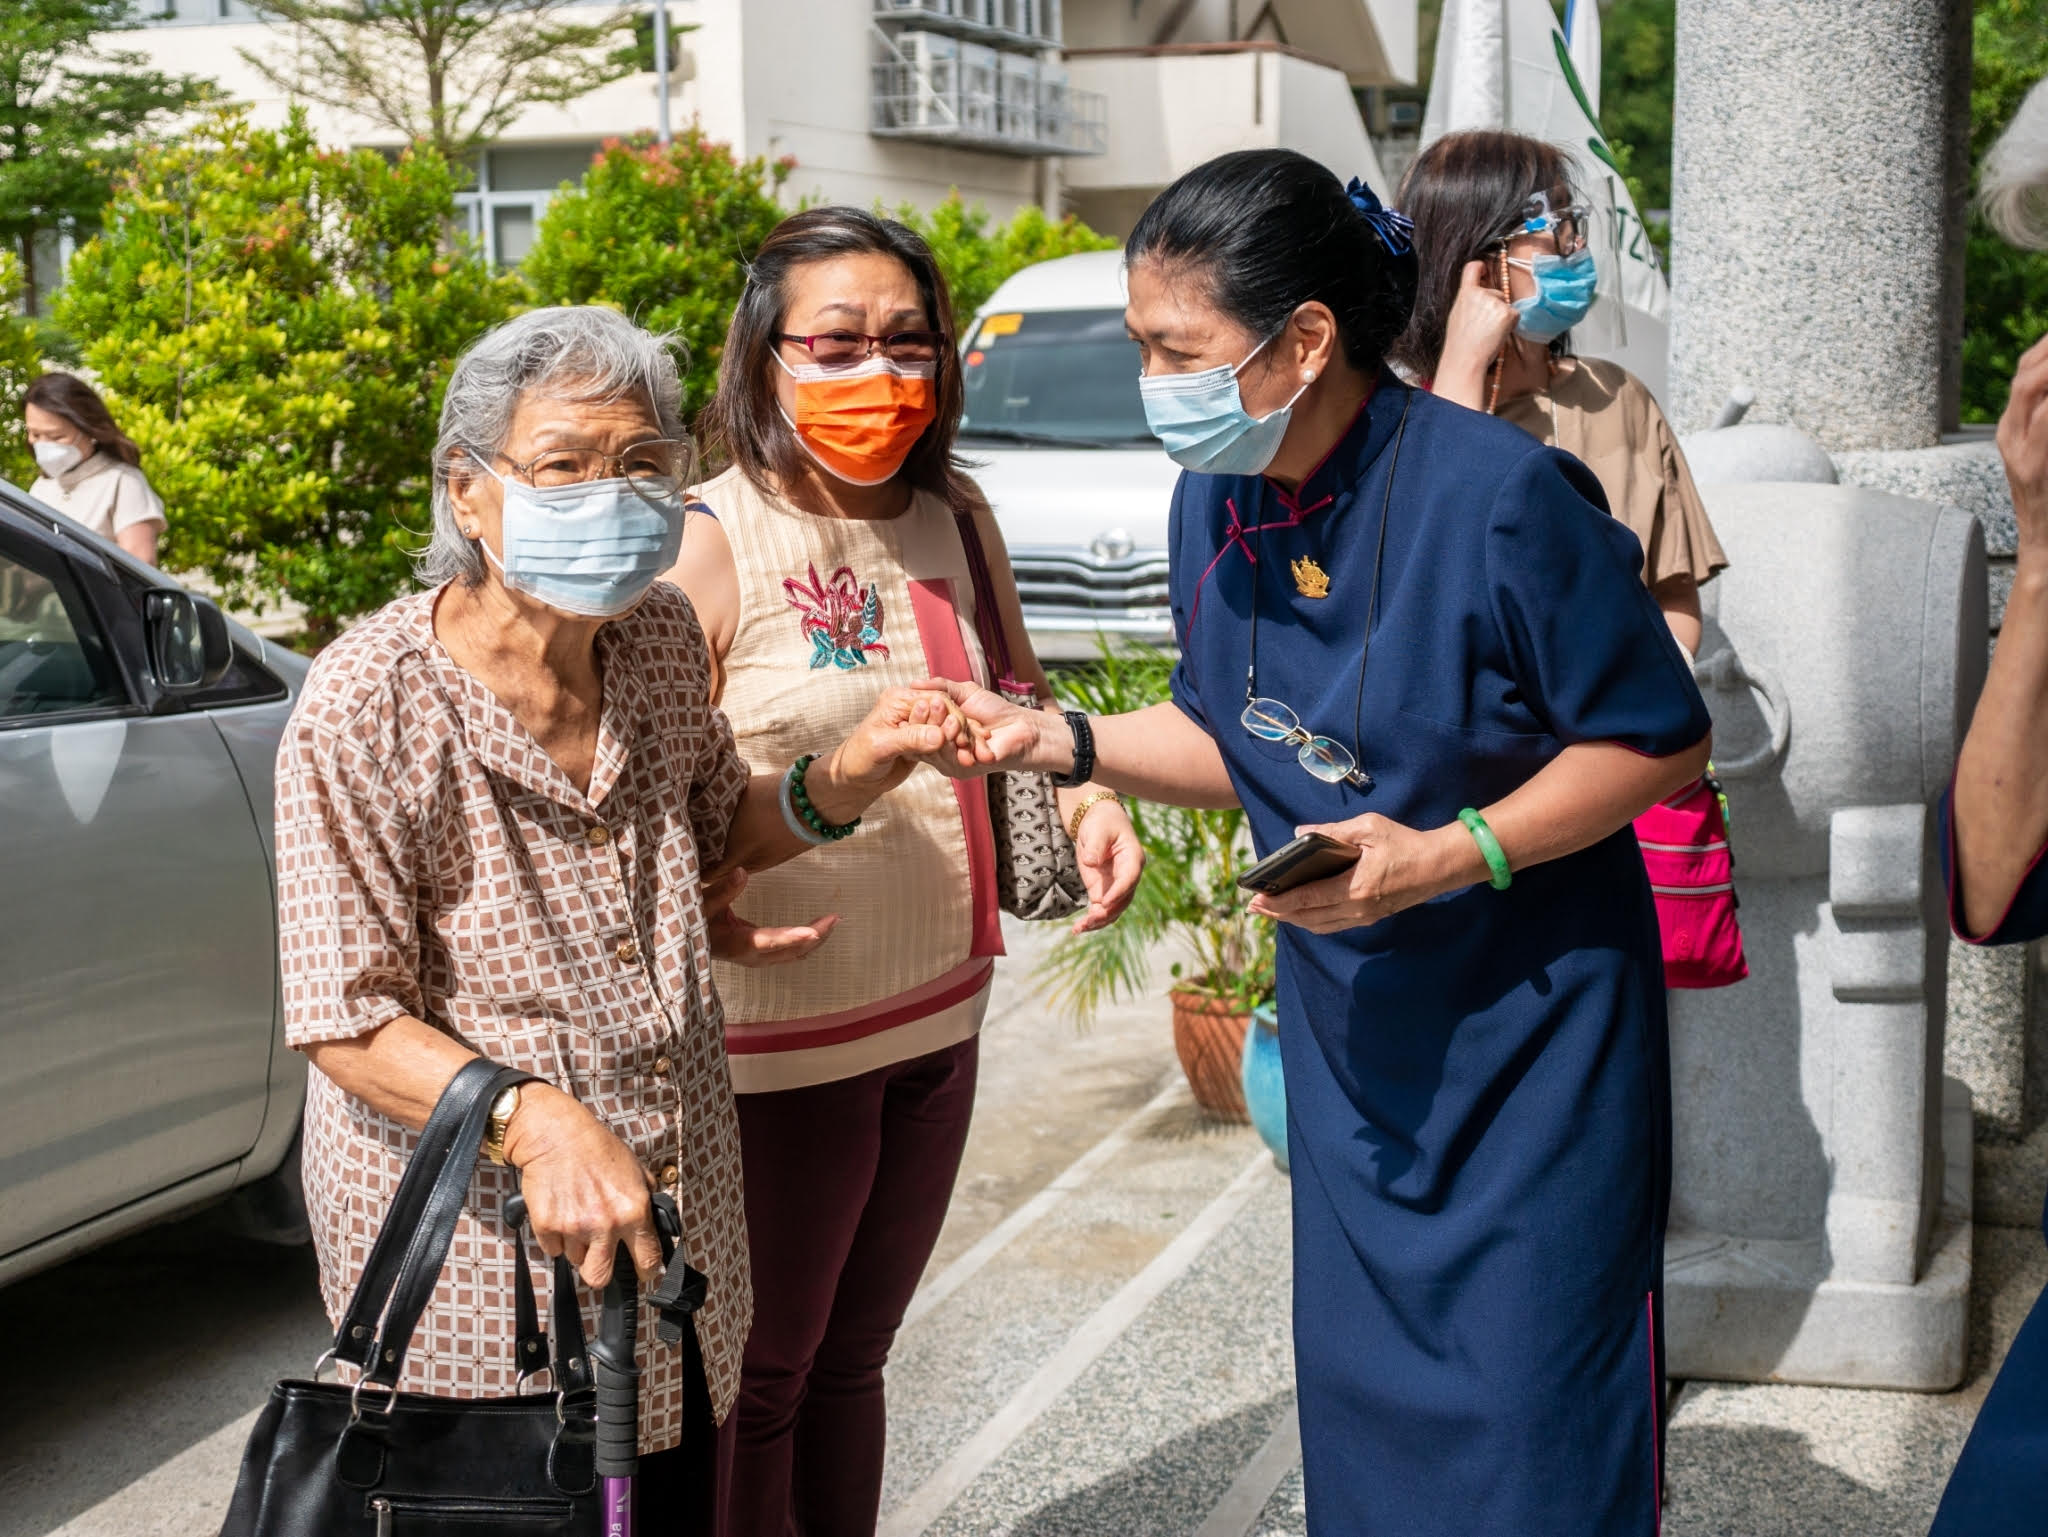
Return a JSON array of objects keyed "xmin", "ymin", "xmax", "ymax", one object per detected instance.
[
  {"xmin": 1138, "ymin": 333, "xmax": 1311, "ymax": 476},
  {"xmin": 1508, "ymin": 247, "xmax": 1598, "ymax": 343},
  {"xmin": 471, "ymin": 459, "xmax": 685, "ymax": 618}
]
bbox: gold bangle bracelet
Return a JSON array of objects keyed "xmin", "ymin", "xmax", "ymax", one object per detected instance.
[{"xmin": 1067, "ymin": 789, "xmax": 1121, "ymax": 843}]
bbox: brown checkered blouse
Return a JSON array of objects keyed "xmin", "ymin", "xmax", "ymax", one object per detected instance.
[{"xmin": 275, "ymin": 582, "xmax": 752, "ymax": 1450}]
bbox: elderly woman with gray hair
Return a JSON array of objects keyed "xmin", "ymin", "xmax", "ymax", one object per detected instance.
[{"xmin": 273, "ymin": 305, "xmax": 965, "ymax": 1527}]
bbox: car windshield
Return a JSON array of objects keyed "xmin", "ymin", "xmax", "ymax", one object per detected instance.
[{"xmin": 959, "ymin": 308, "xmax": 1154, "ymax": 447}]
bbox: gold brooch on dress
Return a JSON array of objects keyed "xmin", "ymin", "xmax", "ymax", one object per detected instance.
[{"xmin": 1291, "ymin": 556, "xmax": 1331, "ymax": 599}]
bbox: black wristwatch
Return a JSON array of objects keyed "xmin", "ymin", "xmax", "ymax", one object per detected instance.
[{"xmin": 1051, "ymin": 710, "xmax": 1095, "ymax": 788}]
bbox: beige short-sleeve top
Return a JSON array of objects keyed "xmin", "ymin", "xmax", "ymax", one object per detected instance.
[
  {"xmin": 30, "ymin": 452, "xmax": 166, "ymax": 541},
  {"xmin": 1498, "ymin": 356, "xmax": 1728, "ymax": 589}
]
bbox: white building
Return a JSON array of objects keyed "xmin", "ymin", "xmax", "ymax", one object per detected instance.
[{"xmin": 119, "ymin": 0, "xmax": 1415, "ymax": 263}]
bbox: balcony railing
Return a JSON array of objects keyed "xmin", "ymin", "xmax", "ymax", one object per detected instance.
[{"xmin": 870, "ymin": 12, "xmax": 1106, "ymax": 158}]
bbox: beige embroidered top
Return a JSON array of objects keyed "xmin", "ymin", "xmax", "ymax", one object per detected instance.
[
  {"xmin": 696, "ymin": 465, "xmax": 1001, "ymax": 1094},
  {"xmin": 1499, "ymin": 357, "xmax": 1728, "ymax": 588},
  {"xmin": 274, "ymin": 583, "xmax": 751, "ymax": 1449}
]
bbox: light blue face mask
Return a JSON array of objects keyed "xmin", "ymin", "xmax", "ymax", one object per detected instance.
[
  {"xmin": 1508, "ymin": 247, "xmax": 1598, "ymax": 343},
  {"xmin": 471, "ymin": 458, "xmax": 685, "ymax": 618},
  {"xmin": 1138, "ymin": 332, "xmax": 1311, "ymax": 476}
]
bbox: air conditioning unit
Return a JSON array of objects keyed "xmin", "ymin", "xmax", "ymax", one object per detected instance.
[
  {"xmin": 1035, "ymin": 0, "xmax": 1061, "ymax": 43},
  {"xmin": 957, "ymin": 41, "xmax": 1001, "ymax": 136},
  {"xmin": 954, "ymin": 0, "xmax": 993, "ymax": 24},
  {"xmin": 1035, "ymin": 59, "xmax": 1069, "ymax": 146},
  {"xmin": 998, "ymin": 50, "xmax": 1039, "ymax": 142},
  {"xmin": 876, "ymin": 0, "xmax": 955, "ymax": 17},
  {"xmin": 898, "ymin": 30, "xmax": 962, "ymax": 130},
  {"xmin": 995, "ymin": 0, "xmax": 1034, "ymax": 38}
]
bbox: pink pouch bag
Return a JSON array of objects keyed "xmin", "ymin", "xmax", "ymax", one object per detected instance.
[{"xmin": 1633, "ymin": 773, "xmax": 1749, "ymax": 989}]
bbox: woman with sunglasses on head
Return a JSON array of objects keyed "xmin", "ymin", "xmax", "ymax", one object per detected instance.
[
  {"xmin": 663, "ymin": 205, "xmax": 1143, "ymax": 1537},
  {"xmin": 1395, "ymin": 131, "xmax": 1725, "ymax": 658},
  {"xmin": 915, "ymin": 148, "xmax": 1711, "ymax": 1535}
]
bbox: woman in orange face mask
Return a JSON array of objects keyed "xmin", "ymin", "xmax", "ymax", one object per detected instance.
[{"xmin": 667, "ymin": 206, "xmax": 1144, "ymax": 1536}]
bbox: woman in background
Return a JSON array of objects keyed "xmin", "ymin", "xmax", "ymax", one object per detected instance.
[
  {"xmin": 24, "ymin": 372, "xmax": 165, "ymax": 565},
  {"xmin": 1395, "ymin": 130, "xmax": 1723, "ymax": 657}
]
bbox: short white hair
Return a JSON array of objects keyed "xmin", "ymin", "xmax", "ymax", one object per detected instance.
[
  {"xmin": 419, "ymin": 306, "xmax": 689, "ymax": 588},
  {"xmin": 1982, "ymin": 77, "xmax": 2048, "ymax": 251}
]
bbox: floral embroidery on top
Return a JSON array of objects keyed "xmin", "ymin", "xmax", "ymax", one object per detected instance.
[{"xmin": 784, "ymin": 562, "xmax": 889, "ymax": 670}]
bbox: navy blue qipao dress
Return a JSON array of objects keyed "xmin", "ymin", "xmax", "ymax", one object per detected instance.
[
  {"xmin": 1928, "ymin": 804, "xmax": 2048, "ymax": 1537},
  {"xmin": 1165, "ymin": 379, "xmax": 1710, "ymax": 1536}
]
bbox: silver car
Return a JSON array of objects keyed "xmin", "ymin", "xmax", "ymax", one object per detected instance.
[{"xmin": 0, "ymin": 479, "xmax": 310, "ymax": 1286}]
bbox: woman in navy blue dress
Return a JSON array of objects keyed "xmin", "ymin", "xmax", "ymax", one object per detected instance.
[
  {"xmin": 1929, "ymin": 328, "xmax": 2048, "ymax": 1536},
  {"xmin": 922, "ymin": 149, "xmax": 1711, "ymax": 1534}
]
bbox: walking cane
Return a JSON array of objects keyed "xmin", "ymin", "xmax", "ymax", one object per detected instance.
[{"xmin": 590, "ymin": 1241, "xmax": 642, "ymax": 1537}]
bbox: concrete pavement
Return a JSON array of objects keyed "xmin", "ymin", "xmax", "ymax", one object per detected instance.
[{"xmin": 5, "ymin": 917, "xmax": 2044, "ymax": 1534}]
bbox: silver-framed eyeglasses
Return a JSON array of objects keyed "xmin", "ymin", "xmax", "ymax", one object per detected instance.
[
  {"xmin": 1241, "ymin": 698, "xmax": 1370, "ymax": 788},
  {"xmin": 489, "ymin": 438, "xmax": 688, "ymax": 489}
]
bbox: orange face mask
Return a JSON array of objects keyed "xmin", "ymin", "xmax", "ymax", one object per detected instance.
[{"xmin": 779, "ymin": 354, "xmax": 938, "ymax": 486}]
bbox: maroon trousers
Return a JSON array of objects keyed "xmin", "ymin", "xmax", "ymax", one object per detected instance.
[{"xmin": 727, "ymin": 1035, "xmax": 980, "ymax": 1537}]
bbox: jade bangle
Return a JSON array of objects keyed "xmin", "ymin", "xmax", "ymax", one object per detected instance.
[{"xmin": 1457, "ymin": 808, "xmax": 1513, "ymax": 891}]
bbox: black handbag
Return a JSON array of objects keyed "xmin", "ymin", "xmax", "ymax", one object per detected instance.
[{"xmin": 220, "ymin": 1059, "xmax": 605, "ymax": 1535}]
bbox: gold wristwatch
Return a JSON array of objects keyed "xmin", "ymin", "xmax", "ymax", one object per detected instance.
[{"xmin": 482, "ymin": 1083, "xmax": 522, "ymax": 1166}]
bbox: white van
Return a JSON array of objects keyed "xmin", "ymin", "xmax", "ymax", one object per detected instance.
[{"xmin": 959, "ymin": 250, "xmax": 1181, "ymax": 661}]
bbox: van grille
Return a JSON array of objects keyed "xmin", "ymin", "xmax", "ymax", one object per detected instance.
[{"xmin": 1008, "ymin": 548, "xmax": 1173, "ymax": 622}]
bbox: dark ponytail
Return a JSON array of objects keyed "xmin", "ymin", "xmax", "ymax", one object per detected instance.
[{"xmin": 1124, "ymin": 149, "xmax": 1418, "ymax": 371}]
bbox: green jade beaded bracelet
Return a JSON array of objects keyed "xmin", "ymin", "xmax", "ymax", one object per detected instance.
[{"xmin": 790, "ymin": 753, "xmax": 861, "ymax": 842}]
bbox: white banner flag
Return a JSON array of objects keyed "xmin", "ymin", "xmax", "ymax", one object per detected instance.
[{"xmin": 1424, "ymin": 0, "xmax": 1671, "ymax": 401}]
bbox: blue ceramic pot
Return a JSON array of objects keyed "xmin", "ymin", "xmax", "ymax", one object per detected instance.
[{"xmin": 1240, "ymin": 1004, "xmax": 1288, "ymax": 1173}]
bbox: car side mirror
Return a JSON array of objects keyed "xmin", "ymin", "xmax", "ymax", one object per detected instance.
[{"xmin": 143, "ymin": 589, "xmax": 233, "ymax": 691}]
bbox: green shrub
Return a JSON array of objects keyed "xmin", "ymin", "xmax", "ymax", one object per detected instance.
[
  {"xmin": 521, "ymin": 130, "xmax": 793, "ymax": 420},
  {"xmin": 53, "ymin": 107, "xmax": 522, "ymax": 641},
  {"xmin": 891, "ymin": 194, "xmax": 1118, "ymax": 321},
  {"xmin": 0, "ymin": 252, "xmax": 43, "ymax": 485}
]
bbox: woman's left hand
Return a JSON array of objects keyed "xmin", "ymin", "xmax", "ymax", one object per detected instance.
[
  {"xmin": 1069, "ymin": 799, "xmax": 1145, "ymax": 934},
  {"xmin": 1246, "ymin": 813, "xmax": 1481, "ymax": 934},
  {"xmin": 702, "ymin": 867, "xmax": 841, "ymax": 966}
]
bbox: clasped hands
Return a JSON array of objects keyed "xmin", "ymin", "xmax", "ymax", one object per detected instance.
[
  {"xmin": 706, "ymin": 679, "xmax": 1142, "ymax": 966},
  {"xmin": 872, "ymin": 679, "xmax": 1489, "ymax": 936}
]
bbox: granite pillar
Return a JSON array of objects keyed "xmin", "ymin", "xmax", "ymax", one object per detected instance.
[{"xmin": 1669, "ymin": 0, "xmax": 1967, "ymax": 447}]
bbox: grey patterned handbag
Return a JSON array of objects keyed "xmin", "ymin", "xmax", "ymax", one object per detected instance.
[{"xmin": 951, "ymin": 505, "xmax": 1090, "ymax": 922}]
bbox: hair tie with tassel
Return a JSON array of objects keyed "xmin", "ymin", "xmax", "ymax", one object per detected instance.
[{"xmin": 1345, "ymin": 176, "xmax": 1415, "ymax": 257}]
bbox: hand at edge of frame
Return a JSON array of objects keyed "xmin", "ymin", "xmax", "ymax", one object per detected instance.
[{"xmin": 2001, "ymin": 330, "xmax": 2048, "ymax": 572}]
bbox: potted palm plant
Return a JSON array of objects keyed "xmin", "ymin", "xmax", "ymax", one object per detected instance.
[{"xmin": 1042, "ymin": 643, "xmax": 1276, "ymax": 1123}]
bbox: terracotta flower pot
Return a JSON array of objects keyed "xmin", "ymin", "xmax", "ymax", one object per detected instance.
[{"xmin": 1170, "ymin": 988, "xmax": 1250, "ymax": 1122}]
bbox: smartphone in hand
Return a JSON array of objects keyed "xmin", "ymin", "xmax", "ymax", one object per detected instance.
[{"xmin": 1236, "ymin": 832, "xmax": 1362, "ymax": 896}]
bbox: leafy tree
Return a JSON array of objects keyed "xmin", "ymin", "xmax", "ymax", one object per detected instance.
[
  {"xmin": 0, "ymin": 0, "xmax": 212, "ymax": 312},
  {"xmin": 1596, "ymin": 0, "xmax": 1675, "ymax": 231},
  {"xmin": 891, "ymin": 194, "xmax": 1118, "ymax": 321},
  {"xmin": 55, "ymin": 108, "xmax": 524, "ymax": 642},
  {"xmin": 238, "ymin": 0, "xmax": 640, "ymax": 161},
  {"xmin": 0, "ymin": 252, "xmax": 44, "ymax": 483},
  {"xmin": 1963, "ymin": 0, "xmax": 2048, "ymax": 422},
  {"xmin": 521, "ymin": 130, "xmax": 793, "ymax": 420}
]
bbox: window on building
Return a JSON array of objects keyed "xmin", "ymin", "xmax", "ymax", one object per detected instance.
[{"xmin": 454, "ymin": 144, "xmax": 598, "ymax": 269}]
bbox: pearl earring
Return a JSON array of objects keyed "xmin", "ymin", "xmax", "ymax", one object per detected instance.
[{"xmin": 1303, "ymin": 368, "xmax": 1317, "ymax": 382}]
